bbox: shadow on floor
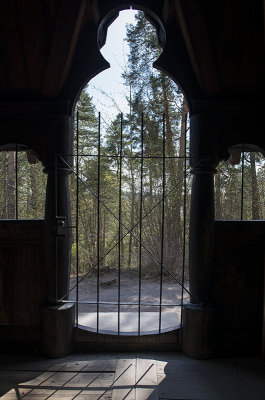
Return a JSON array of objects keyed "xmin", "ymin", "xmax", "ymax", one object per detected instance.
[{"xmin": 0, "ymin": 352, "xmax": 265, "ymax": 399}]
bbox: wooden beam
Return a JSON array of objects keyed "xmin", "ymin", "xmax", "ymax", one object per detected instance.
[
  {"xmin": 0, "ymin": 56, "xmax": 7, "ymax": 93},
  {"xmin": 0, "ymin": 2, "xmax": 29, "ymax": 93},
  {"xmin": 261, "ymin": 247, "xmax": 265, "ymax": 361},
  {"xmin": 42, "ymin": 0, "xmax": 87, "ymax": 96},
  {"xmin": 175, "ymin": 0, "xmax": 222, "ymax": 95},
  {"xmin": 263, "ymin": 0, "xmax": 265, "ymax": 49},
  {"xmin": 174, "ymin": 0, "xmax": 204, "ymax": 90},
  {"xmin": 235, "ymin": 1, "xmax": 265, "ymax": 93},
  {"xmin": 16, "ymin": 0, "xmax": 47, "ymax": 93}
]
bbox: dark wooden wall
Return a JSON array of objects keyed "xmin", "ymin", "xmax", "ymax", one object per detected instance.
[
  {"xmin": 213, "ymin": 221, "xmax": 265, "ymax": 355},
  {"xmin": 0, "ymin": 220, "xmax": 46, "ymax": 344}
]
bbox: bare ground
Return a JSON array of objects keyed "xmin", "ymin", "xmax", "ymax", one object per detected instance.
[{"xmin": 69, "ymin": 269, "xmax": 189, "ymax": 313}]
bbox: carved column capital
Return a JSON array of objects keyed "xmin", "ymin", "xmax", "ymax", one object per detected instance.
[
  {"xmin": 190, "ymin": 113, "xmax": 220, "ymax": 171},
  {"xmin": 43, "ymin": 166, "xmax": 72, "ymax": 175},
  {"xmin": 190, "ymin": 162, "xmax": 217, "ymax": 175}
]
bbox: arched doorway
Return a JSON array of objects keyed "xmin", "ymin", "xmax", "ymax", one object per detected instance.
[{"xmin": 57, "ymin": 8, "xmax": 191, "ymax": 343}]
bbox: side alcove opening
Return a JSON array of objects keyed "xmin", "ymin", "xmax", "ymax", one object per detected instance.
[
  {"xmin": 213, "ymin": 143, "xmax": 265, "ymax": 355},
  {"xmin": 0, "ymin": 144, "xmax": 46, "ymax": 220},
  {"xmin": 215, "ymin": 144, "xmax": 265, "ymax": 221},
  {"xmin": 0, "ymin": 144, "xmax": 47, "ymax": 338}
]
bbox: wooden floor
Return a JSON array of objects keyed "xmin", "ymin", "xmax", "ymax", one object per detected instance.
[{"xmin": 0, "ymin": 351, "xmax": 265, "ymax": 399}]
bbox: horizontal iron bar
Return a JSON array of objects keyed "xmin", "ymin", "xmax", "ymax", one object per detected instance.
[
  {"xmin": 60, "ymin": 299, "xmax": 184, "ymax": 306},
  {"xmin": 56, "ymin": 153, "xmax": 199, "ymax": 159}
]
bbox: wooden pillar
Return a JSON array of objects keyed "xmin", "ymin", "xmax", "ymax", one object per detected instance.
[
  {"xmin": 42, "ymin": 115, "xmax": 75, "ymax": 357},
  {"xmin": 182, "ymin": 113, "xmax": 219, "ymax": 358},
  {"xmin": 189, "ymin": 162, "xmax": 216, "ymax": 304},
  {"xmin": 44, "ymin": 166, "xmax": 72, "ymax": 304},
  {"xmin": 261, "ymin": 247, "xmax": 265, "ymax": 360}
]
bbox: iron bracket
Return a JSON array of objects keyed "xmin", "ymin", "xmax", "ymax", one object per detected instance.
[{"xmin": 56, "ymin": 216, "xmax": 66, "ymax": 236}]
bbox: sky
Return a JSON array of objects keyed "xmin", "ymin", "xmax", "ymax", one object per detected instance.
[{"xmin": 86, "ymin": 10, "xmax": 137, "ymax": 122}]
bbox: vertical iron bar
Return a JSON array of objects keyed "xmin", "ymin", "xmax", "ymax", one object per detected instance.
[
  {"xmin": 181, "ymin": 112, "xmax": 188, "ymax": 333},
  {"xmin": 76, "ymin": 111, "xmax": 79, "ymax": 332},
  {"xmin": 118, "ymin": 113, "xmax": 123, "ymax": 335},
  {"xmin": 15, "ymin": 144, "xmax": 18, "ymax": 219},
  {"xmin": 138, "ymin": 113, "xmax": 144, "ymax": 336},
  {"xmin": 97, "ymin": 112, "xmax": 101, "ymax": 334},
  {"xmin": 55, "ymin": 153, "xmax": 58, "ymax": 302},
  {"xmin": 159, "ymin": 113, "xmax": 166, "ymax": 334},
  {"xmin": 55, "ymin": 154, "xmax": 58, "ymax": 217},
  {"xmin": 241, "ymin": 144, "xmax": 245, "ymax": 220}
]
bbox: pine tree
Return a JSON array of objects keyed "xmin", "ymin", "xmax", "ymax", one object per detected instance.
[{"xmin": 122, "ymin": 11, "xmax": 187, "ymax": 274}]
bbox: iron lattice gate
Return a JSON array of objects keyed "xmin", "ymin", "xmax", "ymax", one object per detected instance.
[{"xmin": 56, "ymin": 111, "xmax": 192, "ymax": 339}]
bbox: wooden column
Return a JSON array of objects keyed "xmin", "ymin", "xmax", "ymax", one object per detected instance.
[
  {"xmin": 182, "ymin": 113, "xmax": 219, "ymax": 358},
  {"xmin": 42, "ymin": 115, "xmax": 75, "ymax": 357},
  {"xmin": 261, "ymin": 247, "xmax": 265, "ymax": 360},
  {"xmin": 44, "ymin": 166, "xmax": 72, "ymax": 304},
  {"xmin": 189, "ymin": 163, "xmax": 216, "ymax": 304}
]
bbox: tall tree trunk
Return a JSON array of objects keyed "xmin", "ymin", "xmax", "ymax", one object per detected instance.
[
  {"xmin": 175, "ymin": 97, "xmax": 188, "ymax": 249},
  {"xmin": 215, "ymin": 168, "xmax": 222, "ymax": 219},
  {"xmin": 250, "ymin": 152, "xmax": 261, "ymax": 220},
  {"xmin": 30, "ymin": 164, "xmax": 37, "ymax": 215},
  {"xmin": 161, "ymin": 77, "xmax": 178, "ymax": 269},
  {"xmin": 161, "ymin": 77, "xmax": 177, "ymax": 179},
  {"xmin": 101, "ymin": 209, "xmax": 106, "ymax": 264},
  {"xmin": 149, "ymin": 159, "xmax": 153, "ymax": 198},
  {"xmin": 116, "ymin": 161, "xmax": 124, "ymax": 267},
  {"xmin": 127, "ymin": 85, "xmax": 135, "ymax": 269},
  {"xmin": 1, "ymin": 152, "xmax": 7, "ymax": 218},
  {"xmin": 7, "ymin": 151, "xmax": 16, "ymax": 219},
  {"xmin": 127, "ymin": 159, "xmax": 135, "ymax": 268}
]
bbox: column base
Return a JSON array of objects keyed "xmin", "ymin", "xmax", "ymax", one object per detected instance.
[
  {"xmin": 182, "ymin": 303, "xmax": 216, "ymax": 359},
  {"xmin": 42, "ymin": 303, "xmax": 75, "ymax": 358}
]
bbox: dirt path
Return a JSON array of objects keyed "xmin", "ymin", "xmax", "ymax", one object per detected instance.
[{"xmin": 69, "ymin": 270, "xmax": 189, "ymax": 313}]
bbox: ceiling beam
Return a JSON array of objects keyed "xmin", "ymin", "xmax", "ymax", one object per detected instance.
[
  {"xmin": 175, "ymin": 0, "xmax": 222, "ymax": 95},
  {"xmin": 42, "ymin": 0, "xmax": 87, "ymax": 96},
  {"xmin": 174, "ymin": 0, "xmax": 204, "ymax": 90},
  {"xmin": 263, "ymin": 0, "xmax": 265, "ymax": 49},
  {"xmin": 16, "ymin": 0, "xmax": 47, "ymax": 93},
  {"xmin": 0, "ymin": 34, "xmax": 8, "ymax": 92}
]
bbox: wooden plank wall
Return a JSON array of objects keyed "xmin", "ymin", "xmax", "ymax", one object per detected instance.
[
  {"xmin": 0, "ymin": 220, "xmax": 46, "ymax": 332},
  {"xmin": 213, "ymin": 220, "xmax": 265, "ymax": 355}
]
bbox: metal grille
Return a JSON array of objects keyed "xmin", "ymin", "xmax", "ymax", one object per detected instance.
[
  {"xmin": 0, "ymin": 145, "xmax": 46, "ymax": 220},
  {"xmin": 214, "ymin": 144, "xmax": 265, "ymax": 220},
  {"xmin": 57, "ymin": 111, "xmax": 193, "ymax": 336}
]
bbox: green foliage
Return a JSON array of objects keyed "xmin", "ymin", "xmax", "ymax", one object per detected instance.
[
  {"xmin": 0, "ymin": 150, "xmax": 46, "ymax": 219},
  {"xmin": 69, "ymin": 11, "xmax": 190, "ymax": 279},
  {"xmin": 215, "ymin": 152, "xmax": 264, "ymax": 220}
]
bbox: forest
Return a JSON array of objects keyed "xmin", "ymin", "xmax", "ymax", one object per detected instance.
[{"xmin": 0, "ymin": 11, "xmax": 264, "ymax": 281}]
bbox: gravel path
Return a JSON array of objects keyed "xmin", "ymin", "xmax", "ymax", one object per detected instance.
[{"xmin": 69, "ymin": 270, "xmax": 190, "ymax": 313}]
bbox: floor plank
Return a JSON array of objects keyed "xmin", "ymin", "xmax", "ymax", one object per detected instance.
[
  {"xmin": 64, "ymin": 372, "xmax": 115, "ymax": 388},
  {"xmin": 136, "ymin": 358, "xmax": 158, "ymax": 400},
  {"xmin": 1, "ymin": 353, "xmax": 265, "ymax": 400},
  {"xmin": 39, "ymin": 371, "xmax": 78, "ymax": 387},
  {"xmin": 112, "ymin": 358, "xmax": 136, "ymax": 400},
  {"xmin": 48, "ymin": 360, "xmax": 116, "ymax": 372},
  {"xmin": 1, "ymin": 387, "xmax": 55, "ymax": 399},
  {"xmin": 47, "ymin": 389, "xmax": 112, "ymax": 399}
]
